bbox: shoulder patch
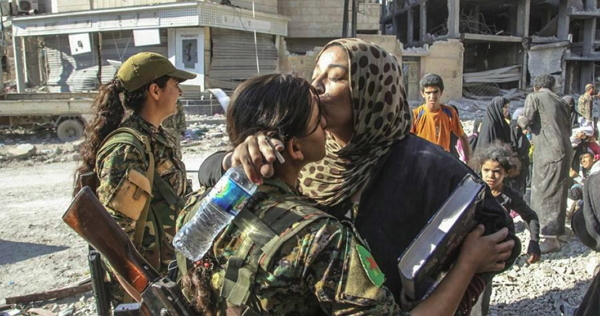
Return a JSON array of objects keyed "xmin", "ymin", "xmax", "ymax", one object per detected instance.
[{"xmin": 356, "ymin": 244, "xmax": 385, "ymax": 287}]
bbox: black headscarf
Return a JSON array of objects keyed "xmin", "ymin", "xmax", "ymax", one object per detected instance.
[{"xmin": 477, "ymin": 97, "xmax": 512, "ymax": 150}]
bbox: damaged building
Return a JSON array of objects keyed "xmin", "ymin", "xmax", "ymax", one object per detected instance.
[
  {"xmin": 4, "ymin": 0, "xmax": 382, "ymax": 111},
  {"xmin": 381, "ymin": 0, "xmax": 600, "ymax": 100}
]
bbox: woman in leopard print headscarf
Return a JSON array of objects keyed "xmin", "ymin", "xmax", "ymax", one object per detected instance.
[
  {"xmin": 298, "ymin": 38, "xmax": 412, "ymax": 206},
  {"xmin": 201, "ymin": 38, "xmax": 520, "ymax": 315}
]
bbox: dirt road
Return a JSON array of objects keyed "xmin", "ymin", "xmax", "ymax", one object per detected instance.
[
  {"xmin": 0, "ymin": 150, "xmax": 214, "ymax": 308},
  {"xmin": 0, "ymin": 141, "xmax": 599, "ymax": 315},
  {"xmin": 0, "ymin": 161, "xmax": 88, "ymax": 300}
]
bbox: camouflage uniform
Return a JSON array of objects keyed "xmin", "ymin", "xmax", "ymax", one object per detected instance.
[
  {"xmin": 578, "ymin": 93, "xmax": 594, "ymax": 123},
  {"xmin": 162, "ymin": 100, "xmax": 187, "ymax": 158},
  {"xmin": 178, "ymin": 179, "xmax": 407, "ymax": 315},
  {"xmin": 96, "ymin": 114, "xmax": 190, "ymax": 273}
]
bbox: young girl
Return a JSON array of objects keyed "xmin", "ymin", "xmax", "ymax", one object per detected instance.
[{"xmin": 470, "ymin": 142, "xmax": 542, "ymax": 264}]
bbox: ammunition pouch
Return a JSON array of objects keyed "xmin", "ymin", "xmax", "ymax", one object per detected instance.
[{"xmin": 107, "ymin": 169, "xmax": 153, "ymax": 221}]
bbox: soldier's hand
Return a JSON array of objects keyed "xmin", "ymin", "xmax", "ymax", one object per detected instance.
[
  {"xmin": 229, "ymin": 133, "xmax": 284, "ymax": 184},
  {"xmin": 457, "ymin": 225, "xmax": 515, "ymax": 274}
]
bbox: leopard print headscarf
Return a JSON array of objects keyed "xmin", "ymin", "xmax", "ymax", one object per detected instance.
[{"xmin": 299, "ymin": 38, "xmax": 412, "ymax": 206}]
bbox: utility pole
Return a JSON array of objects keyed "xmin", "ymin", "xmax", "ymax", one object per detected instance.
[
  {"xmin": 342, "ymin": 0, "xmax": 349, "ymax": 37},
  {"xmin": 351, "ymin": 0, "xmax": 358, "ymax": 37}
]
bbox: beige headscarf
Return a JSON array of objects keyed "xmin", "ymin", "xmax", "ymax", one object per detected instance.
[{"xmin": 299, "ymin": 38, "xmax": 412, "ymax": 206}]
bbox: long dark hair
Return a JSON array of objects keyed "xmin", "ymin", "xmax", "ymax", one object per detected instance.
[
  {"xmin": 72, "ymin": 75, "xmax": 170, "ymax": 196},
  {"xmin": 182, "ymin": 73, "xmax": 318, "ymax": 315}
]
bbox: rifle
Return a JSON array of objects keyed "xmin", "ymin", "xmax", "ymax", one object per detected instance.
[
  {"xmin": 62, "ymin": 187, "xmax": 196, "ymax": 316},
  {"xmin": 77, "ymin": 171, "xmax": 111, "ymax": 316}
]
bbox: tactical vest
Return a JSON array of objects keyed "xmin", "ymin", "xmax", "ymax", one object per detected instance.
[
  {"xmin": 98, "ymin": 127, "xmax": 186, "ymax": 271},
  {"xmin": 176, "ymin": 192, "xmax": 335, "ymax": 316}
]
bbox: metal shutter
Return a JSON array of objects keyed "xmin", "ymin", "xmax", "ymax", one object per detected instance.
[
  {"xmin": 209, "ymin": 28, "xmax": 277, "ymax": 92},
  {"xmin": 43, "ymin": 34, "xmax": 100, "ymax": 92}
]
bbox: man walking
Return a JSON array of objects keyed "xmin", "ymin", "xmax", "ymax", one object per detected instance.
[
  {"xmin": 411, "ymin": 73, "xmax": 471, "ymax": 162},
  {"xmin": 518, "ymin": 74, "xmax": 572, "ymax": 253}
]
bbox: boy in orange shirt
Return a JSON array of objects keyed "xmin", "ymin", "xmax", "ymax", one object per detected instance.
[{"xmin": 411, "ymin": 73, "xmax": 471, "ymax": 162}]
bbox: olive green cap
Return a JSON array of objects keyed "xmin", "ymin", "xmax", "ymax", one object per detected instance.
[{"xmin": 117, "ymin": 52, "xmax": 197, "ymax": 92}]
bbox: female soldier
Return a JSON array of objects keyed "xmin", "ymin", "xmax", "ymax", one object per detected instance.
[
  {"xmin": 180, "ymin": 73, "xmax": 512, "ymax": 316},
  {"xmin": 201, "ymin": 39, "xmax": 519, "ymax": 314},
  {"xmin": 74, "ymin": 52, "xmax": 195, "ymax": 281}
]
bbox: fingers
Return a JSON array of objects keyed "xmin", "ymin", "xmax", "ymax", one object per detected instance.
[
  {"xmin": 527, "ymin": 253, "xmax": 541, "ymax": 264},
  {"xmin": 232, "ymin": 145, "xmax": 261, "ymax": 184},
  {"xmin": 494, "ymin": 239, "xmax": 515, "ymax": 255},
  {"xmin": 230, "ymin": 133, "xmax": 284, "ymax": 184},
  {"xmin": 462, "ymin": 226, "xmax": 515, "ymax": 273},
  {"xmin": 231, "ymin": 135, "xmax": 263, "ymax": 184},
  {"xmin": 484, "ymin": 227, "xmax": 509, "ymax": 244},
  {"xmin": 256, "ymin": 135, "xmax": 277, "ymax": 163}
]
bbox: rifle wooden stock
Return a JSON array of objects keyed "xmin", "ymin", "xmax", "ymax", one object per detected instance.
[{"xmin": 62, "ymin": 187, "xmax": 160, "ymax": 294}]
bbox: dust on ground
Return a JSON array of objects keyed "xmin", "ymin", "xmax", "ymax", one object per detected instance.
[{"xmin": 0, "ymin": 121, "xmax": 598, "ymax": 316}]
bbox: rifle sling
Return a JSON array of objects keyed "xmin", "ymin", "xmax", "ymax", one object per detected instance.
[{"xmin": 153, "ymin": 172, "xmax": 186, "ymax": 209}]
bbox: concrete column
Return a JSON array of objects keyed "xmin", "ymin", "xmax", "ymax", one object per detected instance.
[
  {"xmin": 447, "ymin": 0, "xmax": 460, "ymax": 38},
  {"xmin": 517, "ymin": 0, "xmax": 530, "ymax": 37},
  {"xmin": 585, "ymin": 0, "xmax": 596, "ymax": 10},
  {"xmin": 393, "ymin": 10, "xmax": 402, "ymax": 41},
  {"xmin": 407, "ymin": 8, "xmax": 414, "ymax": 45},
  {"xmin": 583, "ymin": 19, "xmax": 596, "ymax": 55},
  {"xmin": 420, "ymin": 2, "xmax": 427, "ymax": 42},
  {"xmin": 581, "ymin": 61, "xmax": 594, "ymax": 87},
  {"xmin": 13, "ymin": 36, "xmax": 24, "ymax": 93},
  {"xmin": 557, "ymin": 0, "xmax": 569, "ymax": 40}
]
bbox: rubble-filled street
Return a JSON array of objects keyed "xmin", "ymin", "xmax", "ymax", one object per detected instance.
[{"xmin": 0, "ymin": 116, "xmax": 597, "ymax": 316}]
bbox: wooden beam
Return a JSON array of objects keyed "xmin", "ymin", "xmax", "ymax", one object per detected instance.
[
  {"xmin": 447, "ymin": 0, "xmax": 460, "ymax": 37},
  {"xmin": 5, "ymin": 284, "xmax": 93, "ymax": 304}
]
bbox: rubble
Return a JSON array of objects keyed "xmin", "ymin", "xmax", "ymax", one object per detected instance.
[
  {"xmin": 1, "ymin": 114, "xmax": 599, "ymax": 316},
  {"xmin": 0, "ymin": 115, "xmax": 229, "ymax": 169}
]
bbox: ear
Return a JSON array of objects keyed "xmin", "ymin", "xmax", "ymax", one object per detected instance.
[
  {"xmin": 148, "ymin": 83, "xmax": 161, "ymax": 101},
  {"xmin": 284, "ymin": 138, "xmax": 304, "ymax": 161}
]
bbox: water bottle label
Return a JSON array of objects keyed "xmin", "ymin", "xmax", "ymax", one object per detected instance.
[{"xmin": 211, "ymin": 177, "xmax": 252, "ymax": 216}]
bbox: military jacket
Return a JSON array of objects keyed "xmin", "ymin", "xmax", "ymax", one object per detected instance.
[
  {"xmin": 96, "ymin": 114, "xmax": 190, "ymax": 272},
  {"xmin": 181, "ymin": 179, "xmax": 406, "ymax": 316},
  {"xmin": 578, "ymin": 93, "xmax": 594, "ymax": 122}
]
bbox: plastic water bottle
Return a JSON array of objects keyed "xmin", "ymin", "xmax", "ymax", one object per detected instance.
[{"xmin": 173, "ymin": 166, "xmax": 257, "ymax": 261}]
